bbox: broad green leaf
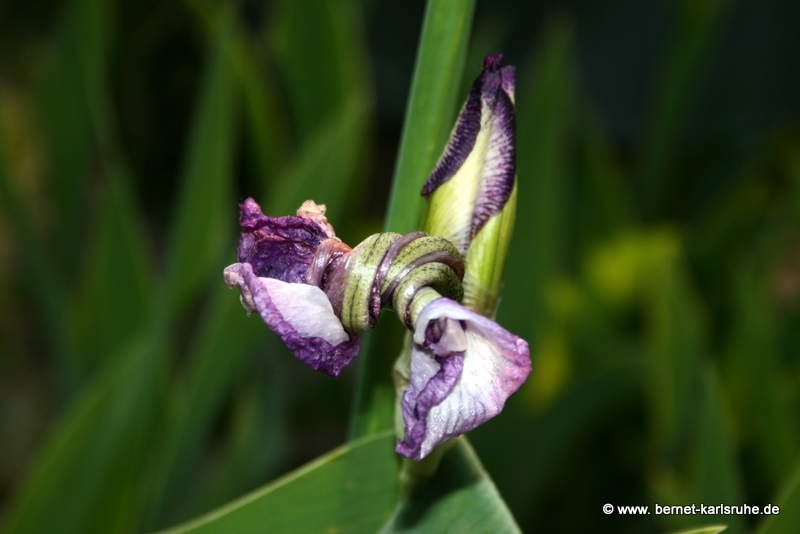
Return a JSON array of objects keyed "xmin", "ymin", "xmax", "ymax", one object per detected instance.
[
  {"xmin": 756, "ymin": 459, "xmax": 800, "ymax": 534},
  {"xmin": 385, "ymin": 0, "xmax": 477, "ymax": 235},
  {"xmin": 687, "ymin": 366, "xmax": 743, "ymax": 534},
  {"xmin": 2, "ymin": 328, "xmax": 169, "ymax": 534},
  {"xmin": 164, "ymin": 7, "xmax": 238, "ymax": 314},
  {"xmin": 158, "ymin": 432, "xmax": 399, "ymax": 534},
  {"xmin": 379, "ymin": 438, "xmax": 520, "ymax": 533},
  {"xmin": 666, "ymin": 526, "xmax": 727, "ymax": 534},
  {"xmin": 498, "ymin": 20, "xmax": 575, "ymax": 342}
]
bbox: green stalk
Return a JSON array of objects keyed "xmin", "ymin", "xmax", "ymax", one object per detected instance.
[{"xmin": 348, "ymin": 0, "xmax": 476, "ymax": 441}]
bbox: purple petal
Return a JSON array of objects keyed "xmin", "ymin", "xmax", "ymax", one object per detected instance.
[
  {"xmin": 237, "ymin": 198, "xmax": 329, "ymax": 283},
  {"xmin": 224, "ymin": 262, "xmax": 360, "ymax": 377},
  {"xmin": 470, "ymin": 77, "xmax": 515, "ymax": 239},
  {"xmin": 420, "ymin": 83, "xmax": 482, "ymax": 197},
  {"xmin": 396, "ymin": 298, "xmax": 530, "ymax": 460},
  {"xmin": 420, "ymin": 54, "xmax": 516, "ymax": 250}
]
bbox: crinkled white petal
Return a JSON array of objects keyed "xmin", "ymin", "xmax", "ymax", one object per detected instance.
[
  {"xmin": 224, "ymin": 263, "xmax": 349, "ymax": 347},
  {"xmin": 260, "ymin": 277, "xmax": 349, "ymax": 347},
  {"xmin": 400, "ymin": 298, "xmax": 530, "ymax": 459}
]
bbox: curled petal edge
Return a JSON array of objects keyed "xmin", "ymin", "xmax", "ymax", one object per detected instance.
[{"xmin": 224, "ymin": 263, "xmax": 360, "ymax": 377}]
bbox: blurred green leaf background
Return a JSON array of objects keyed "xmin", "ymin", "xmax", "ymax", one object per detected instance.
[{"xmin": 2, "ymin": 0, "xmax": 800, "ymax": 532}]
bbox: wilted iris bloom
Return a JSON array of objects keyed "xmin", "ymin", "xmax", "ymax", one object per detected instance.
[
  {"xmin": 422, "ymin": 53, "xmax": 517, "ymax": 317},
  {"xmin": 396, "ymin": 294, "xmax": 530, "ymax": 460},
  {"xmin": 224, "ymin": 198, "xmax": 464, "ymax": 378},
  {"xmin": 395, "ymin": 54, "xmax": 530, "ymax": 460},
  {"xmin": 224, "ymin": 54, "xmax": 530, "ymax": 461},
  {"xmin": 224, "ymin": 198, "xmax": 360, "ymax": 377}
]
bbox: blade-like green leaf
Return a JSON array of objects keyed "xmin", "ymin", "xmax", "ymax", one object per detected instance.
[
  {"xmin": 164, "ymin": 6, "xmax": 238, "ymax": 315},
  {"xmin": 666, "ymin": 526, "xmax": 727, "ymax": 534},
  {"xmin": 158, "ymin": 432, "xmax": 398, "ymax": 534},
  {"xmin": 265, "ymin": 0, "xmax": 373, "ymax": 227},
  {"xmin": 185, "ymin": 0, "xmax": 290, "ymax": 187},
  {"xmin": 2, "ymin": 328, "xmax": 168, "ymax": 534},
  {"xmin": 473, "ymin": 362, "xmax": 640, "ymax": 523},
  {"xmin": 756, "ymin": 460, "xmax": 800, "ymax": 534},
  {"xmin": 143, "ymin": 284, "xmax": 266, "ymax": 530},
  {"xmin": 642, "ymin": 231, "xmax": 704, "ymax": 475},
  {"xmin": 0, "ymin": 98, "xmax": 69, "ymax": 369},
  {"xmin": 70, "ymin": 168, "xmax": 154, "ymax": 376},
  {"xmin": 379, "ymin": 438, "xmax": 520, "ymax": 533},
  {"xmin": 36, "ymin": 0, "xmax": 109, "ymax": 281},
  {"xmin": 235, "ymin": 45, "xmax": 289, "ymax": 194},
  {"xmin": 384, "ymin": 0, "xmax": 477, "ymax": 235},
  {"xmin": 687, "ymin": 366, "xmax": 743, "ymax": 534},
  {"xmin": 724, "ymin": 264, "xmax": 798, "ymax": 488},
  {"xmin": 579, "ymin": 111, "xmax": 636, "ymax": 239},
  {"xmin": 190, "ymin": 371, "xmax": 288, "ymax": 516},
  {"xmin": 347, "ymin": 319, "xmax": 409, "ymax": 440}
]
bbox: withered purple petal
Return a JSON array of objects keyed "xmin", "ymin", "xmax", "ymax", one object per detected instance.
[
  {"xmin": 225, "ymin": 262, "xmax": 360, "ymax": 377},
  {"xmin": 471, "ymin": 87, "xmax": 515, "ymax": 238},
  {"xmin": 420, "ymin": 54, "xmax": 516, "ymax": 241},
  {"xmin": 396, "ymin": 353, "xmax": 463, "ymax": 459},
  {"xmin": 237, "ymin": 198, "xmax": 329, "ymax": 283}
]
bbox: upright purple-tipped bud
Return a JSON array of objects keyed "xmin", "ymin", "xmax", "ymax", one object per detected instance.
[
  {"xmin": 394, "ymin": 55, "xmax": 529, "ymax": 461},
  {"xmin": 422, "ymin": 54, "xmax": 517, "ymax": 317}
]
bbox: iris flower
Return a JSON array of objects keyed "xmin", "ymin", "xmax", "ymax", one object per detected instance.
[
  {"xmin": 395, "ymin": 54, "xmax": 530, "ymax": 460},
  {"xmin": 396, "ymin": 295, "xmax": 530, "ymax": 460},
  {"xmin": 224, "ymin": 198, "xmax": 359, "ymax": 377},
  {"xmin": 224, "ymin": 54, "xmax": 530, "ymax": 460}
]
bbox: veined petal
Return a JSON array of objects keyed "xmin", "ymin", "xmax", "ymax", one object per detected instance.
[
  {"xmin": 396, "ymin": 297, "xmax": 530, "ymax": 460},
  {"xmin": 422, "ymin": 54, "xmax": 516, "ymax": 255},
  {"xmin": 224, "ymin": 262, "xmax": 360, "ymax": 377}
]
